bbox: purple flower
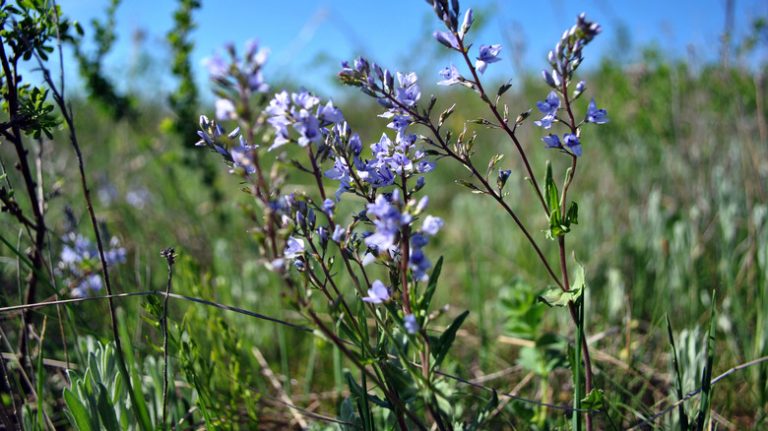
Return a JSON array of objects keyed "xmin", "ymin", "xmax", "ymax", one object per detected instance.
[
  {"xmin": 542, "ymin": 134, "xmax": 561, "ymax": 149},
  {"xmin": 284, "ymin": 236, "xmax": 305, "ymax": 259},
  {"xmin": 230, "ymin": 144, "xmax": 257, "ymax": 174},
  {"xmin": 416, "ymin": 160, "xmax": 435, "ymax": 174},
  {"xmin": 72, "ymin": 274, "xmax": 103, "ymax": 298},
  {"xmin": 331, "ymin": 225, "xmax": 345, "ymax": 243},
  {"xmin": 266, "ymin": 91, "xmax": 290, "ymax": 117},
  {"xmin": 294, "ymin": 111, "xmax": 322, "ymax": 147},
  {"xmin": 536, "ymin": 91, "xmax": 560, "ymax": 116},
  {"xmin": 203, "ymin": 54, "xmax": 227, "ymax": 80},
  {"xmin": 404, "ymin": 314, "xmax": 419, "ymax": 334},
  {"xmin": 475, "ymin": 44, "xmax": 502, "ymax": 74},
  {"xmin": 421, "ymin": 215, "xmax": 444, "ymax": 236},
  {"xmin": 563, "ymin": 133, "xmax": 582, "ymax": 156},
  {"xmin": 387, "ymin": 115, "xmax": 412, "ymax": 135},
  {"xmin": 362, "ymin": 280, "xmax": 391, "ymax": 304},
  {"xmin": 416, "ymin": 196, "xmax": 429, "ymax": 213},
  {"xmin": 215, "ymin": 99, "xmax": 236, "ymax": 121},
  {"xmin": 433, "ymin": 30, "xmax": 460, "ymax": 50},
  {"xmin": 292, "ymin": 91, "xmax": 320, "ymax": 110},
  {"xmin": 541, "ymin": 69, "xmax": 562, "ymax": 88},
  {"xmin": 248, "ymin": 70, "xmax": 269, "ymax": 93},
  {"xmin": 322, "ymin": 198, "xmax": 335, "ymax": 214},
  {"xmin": 585, "ymin": 99, "xmax": 608, "ymax": 124},
  {"xmin": 498, "ymin": 169, "xmax": 512, "ymax": 189},
  {"xmin": 365, "ymin": 194, "xmax": 409, "ymax": 252},
  {"xmin": 409, "ymin": 248, "xmax": 432, "ymax": 282},
  {"xmin": 318, "ymin": 101, "xmax": 344, "ymax": 124},
  {"xmin": 459, "ymin": 9, "xmax": 474, "ymax": 38},
  {"xmin": 534, "ymin": 114, "xmax": 556, "ymax": 129},
  {"xmin": 438, "ymin": 64, "xmax": 462, "ymax": 86},
  {"xmin": 411, "ymin": 233, "xmax": 429, "ymax": 248},
  {"xmin": 395, "ymin": 72, "xmax": 421, "ymax": 107}
]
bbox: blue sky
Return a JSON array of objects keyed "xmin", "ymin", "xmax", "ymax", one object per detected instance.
[{"xmin": 61, "ymin": 0, "xmax": 767, "ymax": 98}]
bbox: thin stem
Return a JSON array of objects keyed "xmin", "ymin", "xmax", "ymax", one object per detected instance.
[
  {"xmin": 161, "ymin": 248, "xmax": 176, "ymax": 430},
  {"xmin": 456, "ymin": 36, "xmax": 549, "ymax": 216},
  {"xmin": 380, "ymin": 91, "xmax": 564, "ymax": 290},
  {"xmin": 30, "ymin": 43, "xmax": 149, "ymax": 431},
  {"xmin": 557, "ymin": 80, "xmax": 595, "ymax": 431},
  {"xmin": 0, "ymin": 41, "xmax": 47, "ymax": 375}
]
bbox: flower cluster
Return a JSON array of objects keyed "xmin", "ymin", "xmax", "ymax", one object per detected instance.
[
  {"xmin": 58, "ymin": 233, "xmax": 126, "ymax": 297},
  {"xmin": 204, "ymin": 40, "xmax": 269, "ymax": 121},
  {"xmin": 196, "ymin": 116, "xmax": 257, "ymax": 175},
  {"xmin": 531, "ymin": 14, "xmax": 608, "ymax": 157},
  {"xmin": 338, "ymin": 57, "xmax": 423, "ymax": 120},
  {"xmin": 363, "ymin": 190, "xmax": 443, "ymax": 282},
  {"xmin": 265, "ymin": 90, "xmax": 344, "ymax": 150},
  {"xmin": 541, "ymin": 13, "xmax": 601, "ymax": 89},
  {"xmin": 430, "ymin": 1, "xmax": 502, "ymax": 83}
]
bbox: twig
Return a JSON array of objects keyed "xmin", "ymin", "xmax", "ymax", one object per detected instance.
[{"xmin": 252, "ymin": 347, "xmax": 308, "ymax": 429}]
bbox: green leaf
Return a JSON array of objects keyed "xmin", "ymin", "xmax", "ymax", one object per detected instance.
[
  {"xmin": 63, "ymin": 389, "xmax": 95, "ymax": 431},
  {"xmin": 545, "ymin": 161, "xmax": 560, "ymax": 216},
  {"xmin": 571, "ymin": 262, "xmax": 586, "ymax": 293},
  {"xmin": 468, "ymin": 390, "xmax": 499, "ymax": 431},
  {"xmin": 419, "ymin": 256, "xmax": 443, "ymax": 312},
  {"xmin": 455, "ymin": 179, "xmax": 485, "ymax": 194},
  {"xmin": 566, "ymin": 201, "xmax": 579, "ymax": 226},
  {"xmin": 431, "ymin": 310, "xmax": 470, "ymax": 370},
  {"xmin": 96, "ymin": 383, "xmax": 121, "ymax": 431},
  {"xmin": 580, "ymin": 389, "xmax": 605, "ymax": 411},
  {"xmin": 695, "ymin": 290, "xmax": 717, "ymax": 431},
  {"xmin": 666, "ymin": 315, "xmax": 689, "ymax": 431},
  {"xmin": 539, "ymin": 287, "xmax": 578, "ymax": 307},
  {"xmin": 497, "ymin": 80, "xmax": 513, "ymax": 97},
  {"xmin": 345, "ymin": 371, "xmax": 392, "ymax": 409}
]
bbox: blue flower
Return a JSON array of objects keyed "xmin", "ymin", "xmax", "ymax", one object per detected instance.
[
  {"xmin": 292, "ymin": 91, "xmax": 320, "ymax": 110},
  {"xmin": 409, "ymin": 248, "xmax": 432, "ymax": 282},
  {"xmin": 293, "ymin": 110, "xmax": 322, "ymax": 147},
  {"xmin": 475, "ymin": 44, "xmax": 502, "ymax": 74},
  {"xmin": 416, "ymin": 160, "xmax": 435, "ymax": 174},
  {"xmin": 542, "ymin": 134, "xmax": 561, "ymax": 149},
  {"xmin": 203, "ymin": 54, "xmax": 227, "ymax": 80},
  {"xmin": 536, "ymin": 91, "xmax": 560, "ymax": 116},
  {"xmin": 215, "ymin": 99, "xmax": 236, "ymax": 121},
  {"xmin": 365, "ymin": 193, "xmax": 409, "ymax": 252},
  {"xmin": 395, "ymin": 72, "xmax": 421, "ymax": 107},
  {"xmin": 322, "ymin": 198, "xmax": 335, "ymax": 214},
  {"xmin": 72, "ymin": 274, "xmax": 102, "ymax": 298},
  {"xmin": 331, "ymin": 225, "xmax": 345, "ymax": 243},
  {"xmin": 438, "ymin": 64, "xmax": 462, "ymax": 86},
  {"xmin": 459, "ymin": 9, "xmax": 474, "ymax": 38},
  {"xmin": 363, "ymin": 280, "xmax": 391, "ymax": 304},
  {"xmin": 541, "ymin": 69, "xmax": 562, "ymax": 88},
  {"xmin": 284, "ymin": 236, "xmax": 305, "ymax": 259},
  {"xmin": 534, "ymin": 114, "xmax": 556, "ymax": 129},
  {"xmin": 585, "ymin": 99, "xmax": 608, "ymax": 124},
  {"xmin": 318, "ymin": 101, "xmax": 344, "ymax": 124},
  {"xmin": 404, "ymin": 314, "xmax": 419, "ymax": 334},
  {"xmin": 563, "ymin": 133, "xmax": 582, "ymax": 157},
  {"xmin": 433, "ymin": 30, "xmax": 460, "ymax": 50},
  {"xmin": 421, "ymin": 215, "xmax": 444, "ymax": 236}
]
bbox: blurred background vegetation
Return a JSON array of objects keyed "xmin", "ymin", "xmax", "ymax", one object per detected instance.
[{"xmin": 1, "ymin": 0, "xmax": 767, "ymax": 429}]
